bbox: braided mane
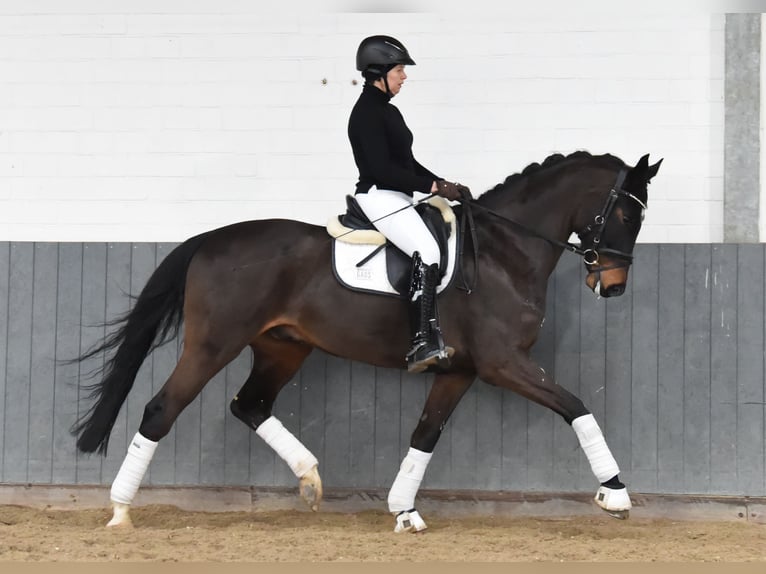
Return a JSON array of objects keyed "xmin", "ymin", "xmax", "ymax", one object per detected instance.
[{"xmin": 479, "ymin": 150, "xmax": 625, "ymax": 203}]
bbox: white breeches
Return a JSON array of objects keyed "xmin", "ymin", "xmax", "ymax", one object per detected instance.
[{"xmin": 355, "ymin": 187, "xmax": 440, "ymax": 266}]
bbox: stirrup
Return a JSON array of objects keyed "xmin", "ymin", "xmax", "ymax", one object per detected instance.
[{"xmin": 406, "ymin": 340, "xmax": 454, "ymax": 373}]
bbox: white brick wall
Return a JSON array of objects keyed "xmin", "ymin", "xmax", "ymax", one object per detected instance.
[{"xmin": 0, "ymin": 3, "xmax": 725, "ymax": 242}]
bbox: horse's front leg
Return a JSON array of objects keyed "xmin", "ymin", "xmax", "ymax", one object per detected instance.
[
  {"xmin": 388, "ymin": 371, "xmax": 475, "ymax": 533},
  {"xmin": 479, "ymin": 353, "xmax": 631, "ymax": 519}
]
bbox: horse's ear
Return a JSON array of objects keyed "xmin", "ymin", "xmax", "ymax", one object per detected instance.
[
  {"xmin": 631, "ymin": 154, "xmax": 662, "ymax": 184},
  {"xmin": 647, "ymin": 158, "xmax": 663, "ymax": 182}
]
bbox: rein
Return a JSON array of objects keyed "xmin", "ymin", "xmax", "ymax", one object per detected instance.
[{"xmin": 454, "ymin": 167, "xmax": 644, "ymax": 293}]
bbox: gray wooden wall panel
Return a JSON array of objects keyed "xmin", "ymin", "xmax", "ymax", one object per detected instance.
[
  {"xmin": 1, "ymin": 242, "xmax": 766, "ymax": 497},
  {"xmin": 52, "ymin": 244, "xmax": 81, "ymax": 484},
  {"xmin": 348, "ymin": 362, "xmax": 375, "ymax": 487},
  {"xmin": 656, "ymin": 245, "xmax": 685, "ymax": 492},
  {"xmin": 28, "ymin": 243, "xmax": 59, "ymax": 483},
  {"xmin": 0, "ymin": 244, "xmax": 8, "ymax": 484},
  {"xmin": 628, "ymin": 245, "xmax": 658, "ymax": 491},
  {"xmin": 736, "ymin": 245, "xmax": 765, "ymax": 494},
  {"xmin": 4, "ymin": 243, "xmax": 33, "ymax": 483},
  {"xmin": 710, "ymin": 244, "xmax": 738, "ymax": 492}
]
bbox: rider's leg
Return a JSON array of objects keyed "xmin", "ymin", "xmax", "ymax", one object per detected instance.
[
  {"xmin": 405, "ymin": 253, "xmax": 452, "ymax": 372},
  {"xmin": 354, "ymin": 188, "xmax": 440, "ymax": 265},
  {"xmin": 355, "ymin": 188, "xmax": 450, "ymax": 372}
]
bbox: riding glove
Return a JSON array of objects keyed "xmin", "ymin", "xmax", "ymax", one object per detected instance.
[{"xmin": 434, "ymin": 180, "xmax": 472, "ymax": 201}]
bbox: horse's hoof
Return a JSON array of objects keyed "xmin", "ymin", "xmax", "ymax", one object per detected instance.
[
  {"xmin": 299, "ymin": 465, "xmax": 323, "ymax": 512},
  {"xmin": 594, "ymin": 485, "xmax": 632, "ymax": 520},
  {"xmin": 106, "ymin": 502, "xmax": 134, "ymax": 528},
  {"xmin": 393, "ymin": 509, "xmax": 427, "ymax": 534}
]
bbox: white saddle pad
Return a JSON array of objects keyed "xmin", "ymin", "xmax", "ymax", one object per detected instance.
[{"xmin": 328, "ymin": 198, "xmax": 459, "ymax": 297}]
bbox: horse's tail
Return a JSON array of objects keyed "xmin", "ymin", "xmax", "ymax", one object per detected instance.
[{"xmin": 71, "ymin": 232, "xmax": 211, "ymax": 455}]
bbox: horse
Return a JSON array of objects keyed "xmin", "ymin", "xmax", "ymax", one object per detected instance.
[{"xmin": 71, "ymin": 150, "xmax": 662, "ymax": 532}]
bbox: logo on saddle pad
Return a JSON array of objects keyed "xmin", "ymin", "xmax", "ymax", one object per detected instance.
[{"xmin": 327, "ymin": 196, "xmax": 459, "ymax": 298}]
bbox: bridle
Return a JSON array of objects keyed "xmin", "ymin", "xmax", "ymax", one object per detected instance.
[
  {"xmin": 575, "ymin": 168, "xmax": 647, "ymax": 272},
  {"xmin": 455, "ymin": 167, "xmax": 646, "ymax": 293}
]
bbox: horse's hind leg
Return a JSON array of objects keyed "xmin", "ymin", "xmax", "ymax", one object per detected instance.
[
  {"xmin": 229, "ymin": 337, "xmax": 322, "ymax": 510},
  {"xmin": 107, "ymin": 343, "xmax": 242, "ymax": 527}
]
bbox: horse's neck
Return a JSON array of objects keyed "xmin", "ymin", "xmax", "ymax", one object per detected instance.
[{"xmin": 478, "ymin": 179, "xmax": 588, "ymax": 287}]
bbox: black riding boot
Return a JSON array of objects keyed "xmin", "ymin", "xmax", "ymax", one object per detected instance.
[{"xmin": 406, "ymin": 255, "xmax": 454, "ymax": 373}]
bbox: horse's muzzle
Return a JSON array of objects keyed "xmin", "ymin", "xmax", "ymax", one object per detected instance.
[
  {"xmin": 586, "ymin": 270, "xmax": 628, "ymax": 298},
  {"xmin": 589, "ymin": 279, "xmax": 626, "ymax": 298},
  {"xmin": 603, "ymin": 284, "xmax": 625, "ymax": 298}
]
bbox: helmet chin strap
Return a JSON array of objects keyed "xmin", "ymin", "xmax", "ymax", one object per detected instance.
[{"xmin": 383, "ymin": 74, "xmax": 393, "ymax": 97}]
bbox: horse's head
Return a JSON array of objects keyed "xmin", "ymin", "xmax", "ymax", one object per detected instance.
[{"xmin": 578, "ymin": 154, "xmax": 662, "ymax": 298}]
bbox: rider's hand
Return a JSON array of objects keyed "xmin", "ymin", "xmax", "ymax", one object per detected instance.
[
  {"xmin": 455, "ymin": 182, "xmax": 472, "ymax": 200},
  {"xmin": 434, "ymin": 180, "xmax": 470, "ymax": 202}
]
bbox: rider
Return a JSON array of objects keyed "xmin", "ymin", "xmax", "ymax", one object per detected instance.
[{"xmin": 348, "ymin": 35, "xmax": 470, "ymax": 373}]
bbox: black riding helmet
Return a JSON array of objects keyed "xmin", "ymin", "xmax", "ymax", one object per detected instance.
[{"xmin": 356, "ymin": 35, "xmax": 415, "ymax": 82}]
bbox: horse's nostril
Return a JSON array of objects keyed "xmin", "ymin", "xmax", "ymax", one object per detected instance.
[{"xmin": 605, "ymin": 284, "xmax": 625, "ymax": 297}]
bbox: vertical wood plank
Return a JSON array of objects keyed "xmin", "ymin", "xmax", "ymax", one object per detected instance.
[
  {"xmin": 298, "ymin": 351, "xmax": 326, "ymax": 485},
  {"xmin": 657, "ymin": 245, "xmax": 685, "ymax": 491},
  {"xmin": 683, "ymin": 245, "xmax": 712, "ymax": 492},
  {"xmin": 75, "ymin": 243, "xmax": 107, "ymax": 484},
  {"xmin": 348, "ymin": 362, "xmax": 375, "ymax": 487},
  {"xmin": 397, "ymin": 371, "xmax": 426, "ymax": 485},
  {"xmin": 3, "ymin": 243, "xmax": 34, "ymax": 483},
  {"xmin": 628, "ymin": 245, "xmax": 658, "ymax": 491},
  {"xmin": 27, "ymin": 243, "xmax": 59, "ymax": 483},
  {"xmin": 52, "ymin": 243, "xmax": 82, "ymax": 484},
  {"xmin": 709, "ymin": 244, "xmax": 739, "ymax": 492},
  {"xmin": 736, "ymin": 245, "xmax": 765, "ymax": 493},
  {"xmin": 100, "ymin": 243, "xmax": 133, "ymax": 484},
  {"xmin": 199, "ymin": 368, "xmax": 226, "ymax": 485},
  {"xmin": 0, "ymin": 244, "xmax": 8, "ymax": 480},
  {"xmin": 449, "ymin": 379, "xmax": 477, "ymax": 489},
  {"xmin": 475, "ymin": 381, "xmax": 503, "ymax": 490},
  {"xmin": 373, "ymin": 367, "xmax": 401, "ymax": 488},
  {"xmin": 323, "ymin": 355, "xmax": 351, "ymax": 487}
]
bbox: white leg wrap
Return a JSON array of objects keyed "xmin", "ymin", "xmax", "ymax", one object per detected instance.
[
  {"xmin": 256, "ymin": 416, "xmax": 318, "ymax": 478},
  {"xmin": 387, "ymin": 447, "xmax": 433, "ymax": 513},
  {"xmin": 572, "ymin": 414, "xmax": 620, "ymax": 483},
  {"xmin": 110, "ymin": 432, "xmax": 159, "ymax": 505}
]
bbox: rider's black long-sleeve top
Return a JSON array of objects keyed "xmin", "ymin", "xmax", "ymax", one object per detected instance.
[{"xmin": 348, "ymin": 84, "xmax": 439, "ymax": 196}]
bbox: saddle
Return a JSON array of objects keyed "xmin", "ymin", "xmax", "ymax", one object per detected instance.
[{"xmin": 327, "ymin": 195, "xmax": 458, "ymax": 297}]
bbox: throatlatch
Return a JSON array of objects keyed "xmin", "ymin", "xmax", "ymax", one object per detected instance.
[{"xmin": 406, "ymin": 252, "xmax": 453, "ymax": 373}]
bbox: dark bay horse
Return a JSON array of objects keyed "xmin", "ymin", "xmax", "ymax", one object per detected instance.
[{"xmin": 72, "ymin": 151, "xmax": 662, "ymax": 531}]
